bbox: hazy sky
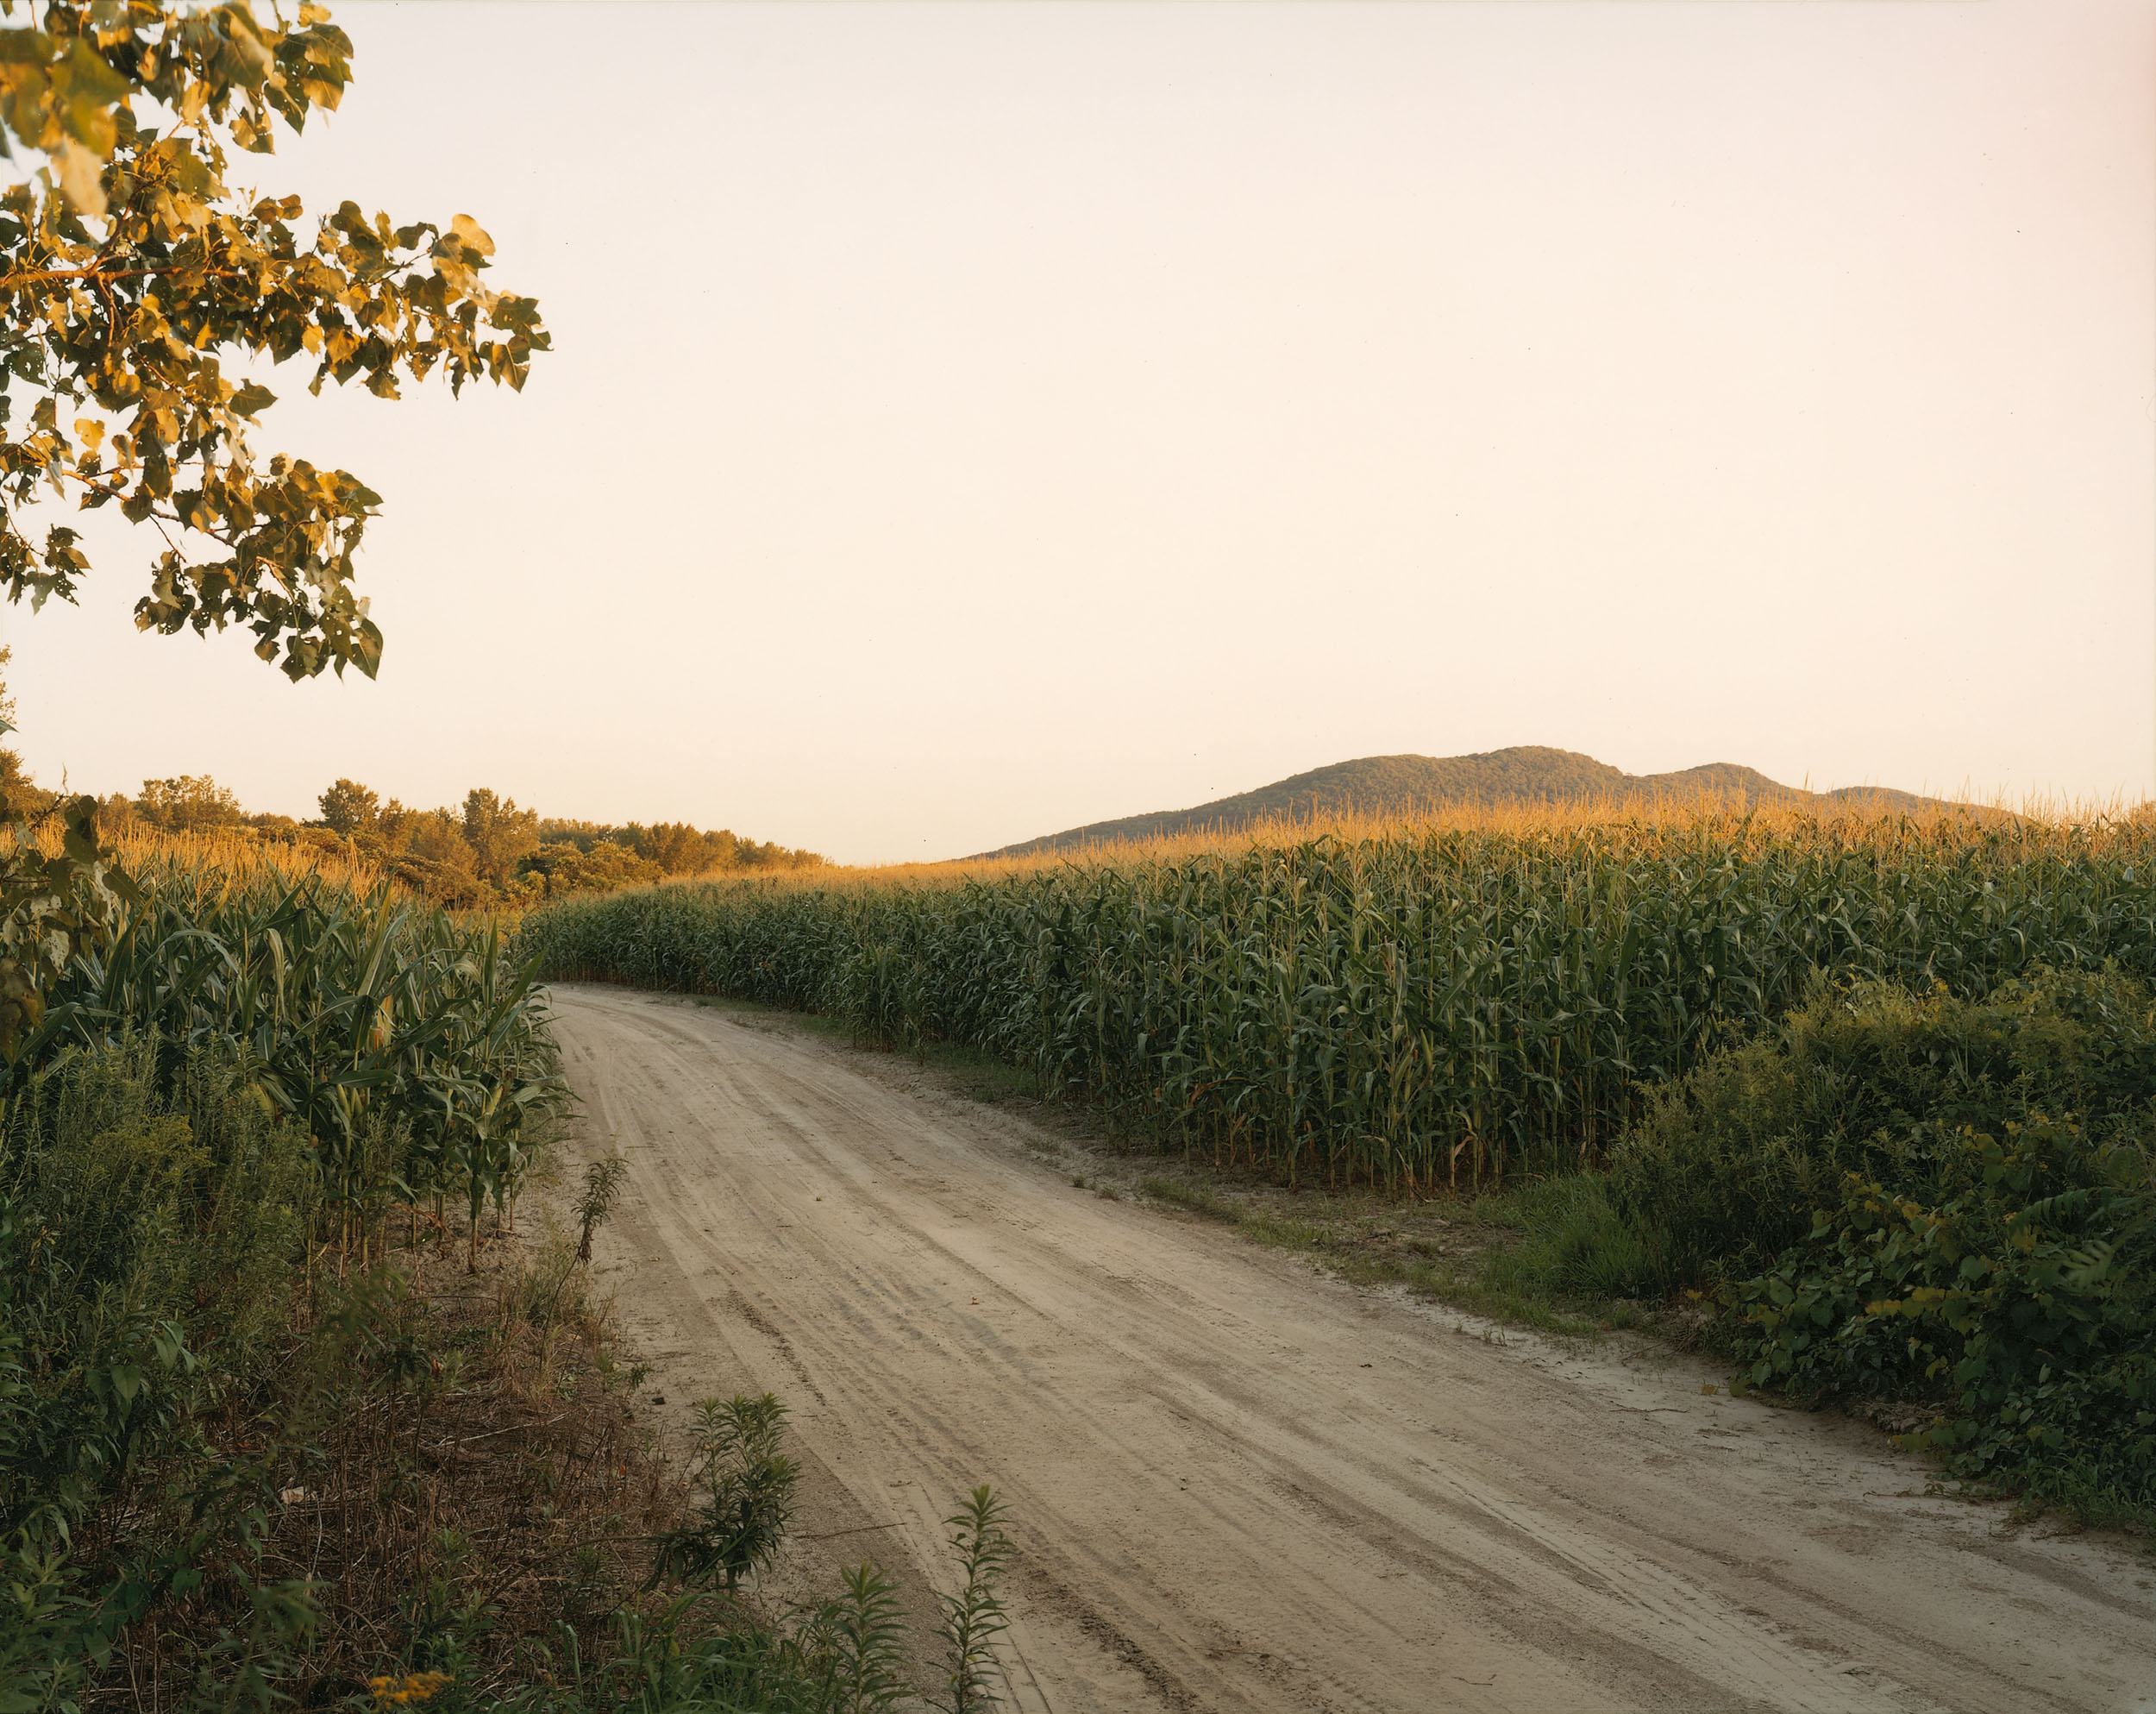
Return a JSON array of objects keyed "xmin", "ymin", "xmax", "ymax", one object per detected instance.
[{"xmin": 9, "ymin": 2, "xmax": 2153, "ymax": 862}]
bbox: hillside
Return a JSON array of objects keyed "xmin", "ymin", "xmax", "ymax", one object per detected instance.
[{"xmin": 982, "ymin": 746, "xmax": 1963, "ymax": 857}]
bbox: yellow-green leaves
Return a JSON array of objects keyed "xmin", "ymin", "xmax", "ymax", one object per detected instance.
[
  {"xmin": 0, "ymin": 794, "xmax": 122, "ymax": 1059},
  {"xmin": 448, "ymin": 213, "xmax": 492, "ymax": 258},
  {"xmin": 0, "ymin": 25, "xmax": 128, "ymax": 212},
  {"xmin": 53, "ymin": 135, "xmax": 104, "ymax": 216},
  {"xmin": 0, "ymin": 3, "xmax": 546, "ymax": 681}
]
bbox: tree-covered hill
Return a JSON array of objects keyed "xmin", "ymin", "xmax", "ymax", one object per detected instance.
[{"xmin": 982, "ymin": 746, "xmax": 1965, "ymax": 857}]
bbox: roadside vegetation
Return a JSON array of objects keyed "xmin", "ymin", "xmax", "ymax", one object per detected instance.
[
  {"xmin": 0, "ymin": 3, "xmax": 963, "ymax": 1703},
  {"xmin": 518, "ymin": 805, "xmax": 2156, "ymax": 1528},
  {"xmin": 0, "ymin": 687, "xmax": 981, "ymax": 1714},
  {"xmin": 0, "ymin": 16, "xmax": 2141, "ymax": 1714},
  {"xmin": 2, "ymin": 832, "xmax": 1010, "ymax": 1711}
]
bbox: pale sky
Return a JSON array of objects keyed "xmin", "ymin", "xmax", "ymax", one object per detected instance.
[{"xmin": 9, "ymin": 1, "xmax": 2153, "ymax": 863}]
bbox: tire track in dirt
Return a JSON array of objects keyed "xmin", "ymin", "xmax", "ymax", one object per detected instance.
[{"xmin": 555, "ymin": 985, "xmax": 2156, "ymax": 1714}]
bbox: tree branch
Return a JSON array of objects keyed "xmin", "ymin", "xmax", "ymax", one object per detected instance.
[{"xmin": 0, "ymin": 263, "xmax": 249, "ymax": 290}]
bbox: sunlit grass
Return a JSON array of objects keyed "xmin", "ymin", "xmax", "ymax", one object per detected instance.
[{"xmin": 677, "ymin": 786, "xmax": 2139, "ymax": 893}]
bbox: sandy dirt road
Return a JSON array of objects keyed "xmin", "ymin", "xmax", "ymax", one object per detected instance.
[{"xmin": 553, "ymin": 984, "xmax": 2155, "ymax": 1714}]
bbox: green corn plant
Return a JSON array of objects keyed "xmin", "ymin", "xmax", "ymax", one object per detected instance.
[{"xmin": 21, "ymin": 857, "xmax": 562, "ymax": 1268}]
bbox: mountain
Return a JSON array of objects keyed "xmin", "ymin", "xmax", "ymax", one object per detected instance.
[{"xmin": 981, "ymin": 746, "xmax": 1969, "ymax": 857}]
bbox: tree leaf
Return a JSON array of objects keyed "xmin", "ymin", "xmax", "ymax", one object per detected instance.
[
  {"xmin": 448, "ymin": 212, "xmax": 493, "ymax": 257},
  {"xmin": 53, "ymin": 135, "xmax": 106, "ymax": 218}
]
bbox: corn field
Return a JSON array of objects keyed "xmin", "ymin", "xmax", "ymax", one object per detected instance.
[
  {"xmin": 515, "ymin": 812, "xmax": 2156, "ymax": 1192},
  {"xmin": 16, "ymin": 854, "xmax": 563, "ymax": 1263}
]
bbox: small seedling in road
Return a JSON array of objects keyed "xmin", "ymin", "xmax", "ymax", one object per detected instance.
[{"xmin": 574, "ymin": 1153, "xmax": 630, "ymax": 1262}]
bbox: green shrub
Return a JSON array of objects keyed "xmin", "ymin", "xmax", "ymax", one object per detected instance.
[
  {"xmin": 0, "ymin": 1040, "xmax": 321, "ymax": 1711},
  {"xmin": 1610, "ymin": 969, "xmax": 2156, "ymax": 1284},
  {"xmin": 1598, "ymin": 966, "xmax": 2156, "ymax": 1516},
  {"xmin": 1730, "ymin": 1128, "xmax": 2153, "ymax": 1515},
  {"xmin": 0, "ymin": 1041, "xmax": 313, "ymax": 1540}
]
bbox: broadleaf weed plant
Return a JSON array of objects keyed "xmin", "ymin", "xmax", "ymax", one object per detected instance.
[{"xmin": 803, "ymin": 1562, "xmax": 910, "ymax": 1713}]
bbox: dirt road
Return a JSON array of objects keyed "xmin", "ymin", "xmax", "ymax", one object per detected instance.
[{"xmin": 553, "ymin": 984, "xmax": 2155, "ymax": 1714}]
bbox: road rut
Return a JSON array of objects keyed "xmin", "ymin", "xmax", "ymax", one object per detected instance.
[{"xmin": 553, "ymin": 984, "xmax": 2155, "ymax": 1713}]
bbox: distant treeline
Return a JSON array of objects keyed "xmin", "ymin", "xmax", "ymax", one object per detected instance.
[
  {"xmin": 304, "ymin": 779, "xmax": 826, "ymax": 907},
  {"xmin": 1, "ymin": 754, "xmax": 824, "ymax": 910}
]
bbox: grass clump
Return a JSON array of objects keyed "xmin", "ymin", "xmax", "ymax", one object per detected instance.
[
  {"xmin": 1138, "ymin": 1176, "xmax": 1233, "ymax": 1221},
  {"xmin": 1134, "ymin": 1171, "xmax": 1606, "ymax": 1337},
  {"xmin": 1467, "ymin": 1177, "xmax": 1661, "ymax": 1305}
]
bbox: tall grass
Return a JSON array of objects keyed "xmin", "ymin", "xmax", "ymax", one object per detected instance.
[{"xmin": 517, "ymin": 806, "xmax": 2156, "ymax": 1192}]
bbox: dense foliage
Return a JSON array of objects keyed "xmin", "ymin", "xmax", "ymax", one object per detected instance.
[
  {"xmin": 0, "ymin": 754, "xmax": 834, "ymax": 914},
  {"xmin": 1611, "ymin": 968, "xmax": 2156, "ymax": 1280},
  {"xmin": 0, "ymin": 852, "xmax": 563, "ymax": 1706},
  {"xmin": 516, "ymin": 815, "xmax": 2156, "ymax": 1192},
  {"xmin": 535, "ymin": 818, "xmax": 826, "ymax": 876},
  {"xmin": 1608, "ymin": 972, "xmax": 2154, "ymax": 1516},
  {"xmin": 0, "ymin": 0, "xmax": 544, "ymax": 681},
  {"xmin": 2, "ymin": 1042, "xmax": 317, "ymax": 1705}
]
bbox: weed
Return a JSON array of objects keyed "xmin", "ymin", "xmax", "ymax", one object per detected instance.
[
  {"xmin": 1139, "ymin": 1177, "xmax": 1232, "ymax": 1221},
  {"xmin": 932, "ymin": 1486, "xmax": 1012, "ymax": 1714},
  {"xmin": 803, "ymin": 1562, "xmax": 910, "ymax": 1711},
  {"xmin": 649, "ymin": 1394, "xmax": 800, "ymax": 1592},
  {"xmin": 573, "ymin": 1153, "xmax": 630, "ymax": 1263}
]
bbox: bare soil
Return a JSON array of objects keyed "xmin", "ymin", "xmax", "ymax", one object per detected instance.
[{"xmin": 553, "ymin": 983, "xmax": 2156, "ymax": 1714}]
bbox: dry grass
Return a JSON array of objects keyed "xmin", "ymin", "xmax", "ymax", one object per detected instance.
[{"xmin": 90, "ymin": 1220, "xmax": 682, "ymax": 1711}]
